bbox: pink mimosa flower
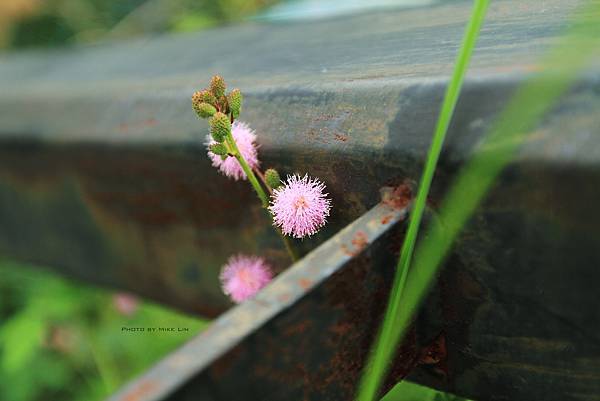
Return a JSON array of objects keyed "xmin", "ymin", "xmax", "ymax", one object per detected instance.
[
  {"xmin": 113, "ymin": 293, "xmax": 139, "ymax": 316},
  {"xmin": 207, "ymin": 121, "xmax": 259, "ymax": 180},
  {"xmin": 220, "ymin": 255, "xmax": 273, "ymax": 303},
  {"xmin": 269, "ymin": 174, "xmax": 332, "ymax": 238}
]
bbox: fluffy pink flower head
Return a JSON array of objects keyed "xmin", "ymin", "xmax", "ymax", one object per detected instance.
[
  {"xmin": 207, "ymin": 121, "xmax": 260, "ymax": 180},
  {"xmin": 269, "ymin": 174, "xmax": 332, "ymax": 238},
  {"xmin": 113, "ymin": 292, "xmax": 139, "ymax": 316},
  {"xmin": 220, "ymin": 254, "xmax": 273, "ymax": 303}
]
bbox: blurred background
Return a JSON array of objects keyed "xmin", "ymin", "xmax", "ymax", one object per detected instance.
[
  {"xmin": 0, "ymin": 1, "xmax": 465, "ymax": 400},
  {"xmin": 0, "ymin": 0, "xmax": 278, "ymax": 50},
  {"xmin": 0, "ymin": 0, "xmax": 447, "ymax": 51}
]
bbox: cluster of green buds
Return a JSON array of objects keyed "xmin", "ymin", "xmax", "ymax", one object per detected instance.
[
  {"xmin": 192, "ymin": 75, "xmax": 283, "ymax": 197},
  {"xmin": 191, "ymin": 75, "xmax": 332, "ymax": 267},
  {"xmin": 191, "ymin": 76, "xmax": 244, "ymax": 159}
]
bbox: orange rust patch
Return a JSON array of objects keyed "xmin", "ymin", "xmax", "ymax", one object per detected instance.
[
  {"xmin": 278, "ymin": 293, "xmax": 291, "ymax": 303},
  {"xmin": 351, "ymin": 231, "xmax": 368, "ymax": 251},
  {"xmin": 334, "ymin": 133, "xmax": 349, "ymax": 142},
  {"xmin": 381, "ymin": 215, "xmax": 393, "ymax": 225},
  {"xmin": 121, "ymin": 380, "xmax": 159, "ymax": 401},
  {"xmin": 417, "ymin": 333, "xmax": 448, "ymax": 378},
  {"xmin": 341, "ymin": 244, "xmax": 354, "ymax": 256},
  {"xmin": 382, "ymin": 182, "xmax": 412, "ymax": 210},
  {"xmin": 298, "ymin": 278, "xmax": 313, "ymax": 290},
  {"xmin": 342, "ymin": 231, "xmax": 369, "ymax": 257},
  {"xmin": 119, "ymin": 118, "xmax": 158, "ymax": 133},
  {"xmin": 313, "ymin": 113, "xmax": 336, "ymax": 121}
]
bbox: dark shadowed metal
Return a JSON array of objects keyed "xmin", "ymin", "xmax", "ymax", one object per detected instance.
[{"xmin": 0, "ymin": 0, "xmax": 599, "ymax": 400}]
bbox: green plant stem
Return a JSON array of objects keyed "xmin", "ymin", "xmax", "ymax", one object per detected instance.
[
  {"xmin": 356, "ymin": 1, "xmax": 489, "ymax": 400},
  {"xmin": 225, "ymin": 132, "xmax": 299, "ymax": 262},
  {"xmin": 254, "ymin": 167, "xmax": 273, "ymax": 195},
  {"xmin": 225, "ymin": 134, "xmax": 269, "ymax": 208},
  {"xmin": 279, "ymin": 229, "xmax": 300, "ymax": 261},
  {"xmin": 254, "ymin": 166, "xmax": 300, "ymax": 261}
]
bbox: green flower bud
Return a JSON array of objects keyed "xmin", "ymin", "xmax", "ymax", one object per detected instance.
[
  {"xmin": 209, "ymin": 112, "xmax": 231, "ymax": 143},
  {"xmin": 194, "ymin": 102, "xmax": 217, "ymax": 118},
  {"xmin": 192, "ymin": 90, "xmax": 217, "ymax": 108},
  {"xmin": 265, "ymin": 168, "xmax": 281, "ymax": 189},
  {"xmin": 210, "ymin": 75, "xmax": 226, "ymax": 98},
  {"xmin": 208, "ymin": 143, "xmax": 228, "ymax": 156},
  {"xmin": 228, "ymin": 89, "xmax": 242, "ymax": 119}
]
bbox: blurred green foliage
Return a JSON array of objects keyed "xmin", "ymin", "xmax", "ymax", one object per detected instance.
[
  {"xmin": 0, "ymin": 260, "xmax": 206, "ymax": 401},
  {"xmin": 383, "ymin": 381, "xmax": 470, "ymax": 401},
  {"xmin": 0, "ymin": 0, "xmax": 278, "ymax": 50},
  {"xmin": 0, "ymin": 259, "xmax": 466, "ymax": 401}
]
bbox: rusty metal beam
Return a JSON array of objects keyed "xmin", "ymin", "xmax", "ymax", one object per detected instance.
[{"xmin": 0, "ymin": 0, "xmax": 599, "ymax": 400}]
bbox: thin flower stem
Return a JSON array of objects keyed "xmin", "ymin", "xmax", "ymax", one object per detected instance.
[
  {"xmin": 225, "ymin": 133, "xmax": 269, "ymax": 208},
  {"xmin": 252, "ymin": 167, "xmax": 299, "ymax": 260},
  {"xmin": 280, "ymin": 229, "xmax": 300, "ymax": 261},
  {"xmin": 225, "ymin": 131, "xmax": 299, "ymax": 262},
  {"xmin": 254, "ymin": 167, "xmax": 273, "ymax": 195}
]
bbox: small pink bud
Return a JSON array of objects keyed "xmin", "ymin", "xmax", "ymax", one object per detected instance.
[{"xmin": 113, "ymin": 293, "xmax": 139, "ymax": 316}]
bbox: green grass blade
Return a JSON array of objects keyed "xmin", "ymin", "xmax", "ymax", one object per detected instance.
[
  {"xmin": 356, "ymin": 1, "xmax": 489, "ymax": 400},
  {"xmin": 385, "ymin": 0, "xmax": 600, "ymax": 365}
]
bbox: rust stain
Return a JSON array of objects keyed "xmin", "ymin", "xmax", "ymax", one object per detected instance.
[
  {"xmin": 341, "ymin": 244, "xmax": 354, "ymax": 256},
  {"xmin": 278, "ymin": 293, "xmax": 291, "ymax": 303},
  {"xmin": 305, "ymin": 127, "xmax": 331, "ymax": 144},
  {"xmin": 418, "ymin": 333, "xmax": 447, "ymax": 365},
  {"xmin": 119, "ymin": 118, "xmax": 158, "ymax": 133},
  {"xmin": 341, "ymin": 230, "xmax": 369, "ymax": 257},
  {"xmin": 298, "ymin": 278, "xmax": 313, "ymax": 290},
  {"xmin": 351, "ymin": 231, "xmax": 368, "ymax": 251},
  {"xmin": 381, "ymin": 214, "xmax": 393, "ymax": 225},
  {"xmin": 120, "ymin": 380, "xmax": 159, "ymax": 401},
  {"xmin": 417, "ymin": 332, "xmax": 449, "ymax": 378},
  {"xmin": 334, "ymin": 133, "xmax": 349, "ymax": 142},
  {"xmin": 313, "ymin": 113, "xmax": 336, "ymax": 121},
  {"xmin": 382, "ymin": 182, "xmax": 412, "ymax": 210}
]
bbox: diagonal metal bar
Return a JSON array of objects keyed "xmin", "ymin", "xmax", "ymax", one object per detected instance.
[
  {"xmin": 108, "ymin": 187, "xmax": 409, "ymax": 401},
  {"xmin": 1, "ymin": 1, "xmax": 599, "ymax": 399}
]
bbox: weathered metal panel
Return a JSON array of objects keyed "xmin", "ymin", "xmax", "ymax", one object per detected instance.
[
  {"xmin": 0, "ymin": 0, "xmax": 597, "ymax": 316},
  {"xmin": 0, "ymin": 0, "xmax": 599, "ymax": 400},
  {"xmin": 109, "ymin": 188, "xmax": 411, "ymax": 401}
]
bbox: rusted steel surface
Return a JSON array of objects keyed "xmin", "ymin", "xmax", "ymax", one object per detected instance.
[
  {"xmin": 0, "ymin": 0, "xmax": 597, "ymax": 316},
  {"xmin": 108, "ymin": 188, "xmax": 410, "ymax": 401},
  {"xmin": 0, "ymin": 0, "xmax": 599, "ymax": 400}
]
